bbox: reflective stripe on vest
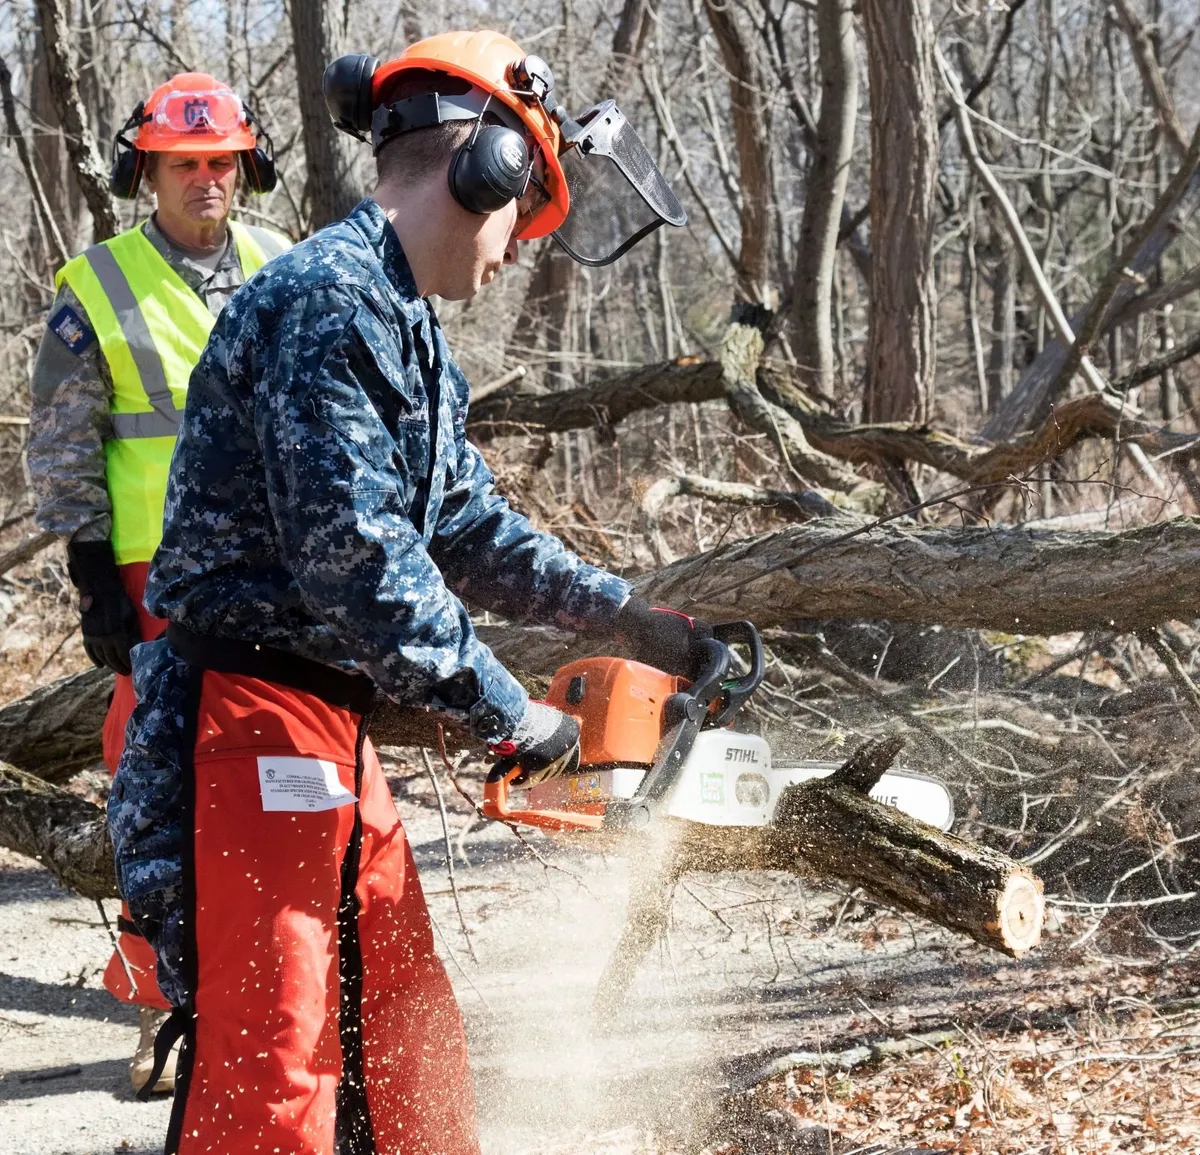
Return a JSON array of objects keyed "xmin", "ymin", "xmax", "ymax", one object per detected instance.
[{"xmin": 55, "ymin": 221, "xmax": 286, "ymax": 563}]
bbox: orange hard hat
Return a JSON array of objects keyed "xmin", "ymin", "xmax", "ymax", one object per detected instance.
[
  {"xmin": 135, "ymin": 72, "xmax": 257, "ymax": 153},
  {"xmin": 373, "ymin": 31, "xmax": 568, "ymax": 239}
]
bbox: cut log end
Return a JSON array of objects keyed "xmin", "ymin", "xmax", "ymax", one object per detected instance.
[{"xmin": 990, "ymin": 872, "xmax": 1046, "ymax": 957}]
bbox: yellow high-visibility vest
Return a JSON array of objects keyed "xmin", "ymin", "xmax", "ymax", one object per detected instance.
[{"xmin": 56, "ymin": 221, "xmax": 288, "ymax": 564}]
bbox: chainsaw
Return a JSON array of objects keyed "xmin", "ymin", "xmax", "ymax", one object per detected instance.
[{"xmin": 482, "ymin": 622, "xmax": 954, "ymax": 835}]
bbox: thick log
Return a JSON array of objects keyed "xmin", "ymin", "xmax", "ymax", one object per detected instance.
[
  {"xmin": 0, "ymin": 667, "xmax": 113, "ymax": 783},
  {"xmin": 592, "ymin": 739, "xmax": 1043, "ymax": 1016},
  {"xmin": 638, "ymin": 516, "xmax": 1200, "ymax": 635},
  {"xmin": 0, "ymin": 761, "xmax": 116, "ymax": 899},
  {"xmin": 766, "ymin": 782, "xmax": 1043, "ymax": 958},
  {"xmin": 7, "ymin": 517, "xmax": 1200, "ymax": 783}
]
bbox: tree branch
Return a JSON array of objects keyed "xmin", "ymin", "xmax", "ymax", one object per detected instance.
[{"xmin": 1112, "ymin": 0, "xmax": 1190, "ymax": 160}]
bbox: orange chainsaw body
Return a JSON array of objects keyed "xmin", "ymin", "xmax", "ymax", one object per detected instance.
[
  {"xmin": 545, "ymin": 657, "xmax": 682, "ymax": 768},
  {"xmin": 482, "ymin": 657, "xmax": 681, "ymax": 830}
]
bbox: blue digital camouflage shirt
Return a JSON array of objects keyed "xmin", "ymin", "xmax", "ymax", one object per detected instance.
[
  {"xmin": 110, "ymin": 200, "xmax": 632, "ymax": 992},
  {"xmin": 142, "ymin": 197, "xmax": 632, "ymax": 739}
]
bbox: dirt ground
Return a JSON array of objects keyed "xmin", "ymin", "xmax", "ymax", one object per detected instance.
[{"xmin": 2, "ymin": 760, "xmax": 1199, "ymax": 1155}]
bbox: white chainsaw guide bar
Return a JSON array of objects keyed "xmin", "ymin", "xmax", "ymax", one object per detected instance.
[{"xmin": 524, "ymin": 731, "xmax": 955, "ymax": 832}]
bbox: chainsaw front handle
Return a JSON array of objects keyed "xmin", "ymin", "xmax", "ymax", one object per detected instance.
[
  {"xmin": 482, "ymin": 763, "xmax": 604, "ymax": 832},
  {"xmin": 711, "ymin": 620, "xmax": 765, "ymax": 726}
]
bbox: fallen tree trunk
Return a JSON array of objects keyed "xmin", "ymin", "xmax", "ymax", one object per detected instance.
[
  {"xmin": 0, "ymin": 666, "xmax": 113, "ymax": 783},
  {"xmin": 8, "ymin": 518, "xmax": 1200, "ymax": 780},
  {"xmin": 638, "ymin": 516, "xmax": 1200, "ymax": 635},
  {"xmin": 766, "ymin": 752, "xmax": 1043, "ymax": 957},
  {"xmin": 0, "ymin": 760, "xmax": 117, "ymax": 899},
  {"xmin": 471, "ymin": 357, "xmax": 724, "ymax": 433},
  {"xmin": 0, "ymin": 637, "xmax": 548, "ymax": 781},
  {"xmin": 594, "ymin": 738, "xmax": 1043, "ymax": 1017}
]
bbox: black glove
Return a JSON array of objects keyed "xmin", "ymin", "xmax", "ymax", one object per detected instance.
[
  {"xmin": 615, "ymin": 597, "xmax": 714, "ymax": 678},
  {"xmin": 491, "ymin": 701, "xmax": 580, "ymax": 786},
  {"xmin": 66, "ymin": 539, "xmax": 142, "ymax": 676}
]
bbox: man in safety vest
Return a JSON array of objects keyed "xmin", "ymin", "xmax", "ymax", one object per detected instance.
[
  {"xmin": 27, "ymin": 72, "xmax": 289, "ymax": 1094},
  {"xmin": 108, "ymin": 31, "xmax": 696, "ymax": 1152}
]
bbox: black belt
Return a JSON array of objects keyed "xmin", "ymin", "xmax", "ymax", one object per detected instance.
[{"xmin": 166, "ymin": 624, "xmax": 379, "ymax": 715}]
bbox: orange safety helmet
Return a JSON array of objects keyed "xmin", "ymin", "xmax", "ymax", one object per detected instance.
[
  {"xmin": 134, "ymin": 72, "xmax": 257, "ymax": 153},
  {"xmin": 372, "ymin": 32, "xmax": 568, "ymax": 239}
]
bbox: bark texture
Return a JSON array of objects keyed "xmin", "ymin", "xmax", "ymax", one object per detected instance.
[
  {"xmin": 860, "ymin": 0, "xmax": 938, "ymax": 422},
  {"xmin": 0, "ymin": 667, "xmax": 113, "ymax": 784},
  {"xmin": 32, "ymin": 0, "xmax": 119, "ymax": 240},
  {"xmin": 471, "ymin": 358, "xmax": 727, "ymax": 434},
  {"xmin": 289, "ymin": 0, "xmax": 361, "ymax": 229},
  {"xmin": 767, "ymin": 778, "xmax": 1043, "ymax": 956},
  {"xmin": 790, "ymin": 0, "xmax": 858, "ymax": 390},
  {"xmin": 637, "ymin": 516, "xmax": 1200, "ymax": 636},
  {"xmin": 0, "ymin": 761, "xmax": 117, "ymax": 899},
  {"xmin": 704, "ymin": 0, "xmax": 773, "ymax": 303}
]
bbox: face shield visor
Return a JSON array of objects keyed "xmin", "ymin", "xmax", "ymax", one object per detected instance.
[{"xmin": 550, "ymin": 100, "xmax": 686, "ymax": 267}]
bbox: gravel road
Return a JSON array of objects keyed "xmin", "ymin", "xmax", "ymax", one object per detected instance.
[{"xmin": 0, "ymin": 763, "xmax": 1073, "ymax": 1155}]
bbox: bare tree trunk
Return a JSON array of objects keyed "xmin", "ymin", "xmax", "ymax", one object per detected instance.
[
  {"xmin": 986, "ymin": 222, "xmax": 1016, "ymax": 412},
  {"xmin": 789, "ymin": 0, "xmax": 858, "ymax": 392},
  {"xmin": 290, "ymin": 0, "xmax": 361, "ymax": 230},
  {"xmin": 704, "ymin": 0, "xmax": 774, "ymax": 304},
  {"xmin": 32, "ymin": 0, "xmax": 120, "ymax": 240},
  {"xmin": 510, "ymin": 0, "xmax": 650, "ymax": 381},
  {"xmin": 859, "ymin": 0, "xmax": 938, "ymax": 422},
  {"xmin": 1112, "ymin": 0, "xmax": 1190, "ymax": 161}
]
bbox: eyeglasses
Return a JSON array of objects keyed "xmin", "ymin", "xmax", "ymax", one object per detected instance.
[{"xmin": 516, "ymin": 168, "xmax": 550, "ymax": 227}]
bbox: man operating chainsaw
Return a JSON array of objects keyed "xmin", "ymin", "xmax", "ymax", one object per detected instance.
[{"xmin": 108, "ymin": 30, "xmax": 703, "ymax": 1155}]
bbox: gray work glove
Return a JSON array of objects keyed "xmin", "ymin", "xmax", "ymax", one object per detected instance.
[{"xmin": 490, "ymin": 701, "xmax": 580, "ymax": 786}]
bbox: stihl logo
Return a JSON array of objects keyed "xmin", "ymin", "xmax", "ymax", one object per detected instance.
[{"xmin": 725, "ymin": 747, "xmax": 760, "ymax": 764}]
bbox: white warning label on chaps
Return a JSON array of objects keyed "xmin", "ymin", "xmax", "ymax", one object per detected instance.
[{"xmin": 257, "ymin": 756, "xmax": 357, "ymax": 812}]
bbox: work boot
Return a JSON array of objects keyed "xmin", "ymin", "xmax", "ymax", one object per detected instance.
[{"xmin": 130, "ymin": 1006, "xmax": 177, "ymax": 1095}]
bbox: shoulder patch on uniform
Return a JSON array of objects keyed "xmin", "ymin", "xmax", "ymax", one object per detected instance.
[{"xmin": 48, "ymin": 304, "xmax": 96, "ymax": 355}]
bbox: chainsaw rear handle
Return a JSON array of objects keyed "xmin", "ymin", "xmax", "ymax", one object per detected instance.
[{"xmin": 481, "ymin": 762, "xmax": 604, "ymax": 832}]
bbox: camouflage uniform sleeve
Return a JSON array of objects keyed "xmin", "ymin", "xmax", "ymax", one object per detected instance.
[
  {"xmin": 27, "ymin": 282, "xmax": 113, "ymax": 543},
  {"xmin": 430, "ymin": 358, "xmax": 633, "ymax": 633},
  {"xmin": 255, "ymin": 290, "xmax": 530, "ymax": 741}
]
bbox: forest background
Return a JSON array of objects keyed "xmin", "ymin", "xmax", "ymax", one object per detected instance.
[{"xmin": 3, "ymin": 1, "xmax": 1200, "ymax": 1151}]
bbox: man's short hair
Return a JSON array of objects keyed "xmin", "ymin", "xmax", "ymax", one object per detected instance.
[{"xmin": 374, "ymin": 70, "xmax": 476, "ymax": 187}]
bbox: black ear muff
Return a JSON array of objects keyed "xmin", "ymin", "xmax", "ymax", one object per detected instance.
[
  {"xmin": 110, "ymin": 138, "xmax": 144, "ymax": 200},
  {"xmin": 239, "ymin": 147, "xmax": 276, "ymax": 194},
  {"xmin": 110, "ymin": 101, "xmax": 147, "ymax": 199},
  {"xmin": 448, "ymin": 122, "xmax": 530, "ymax": 215},
  {"xmin": 240, "ymin": 107, "xmax": 277, "ymax": 194},
  {"xmin": 324, "ymin": 53, "xmax": 379, "ymax": 139}
]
